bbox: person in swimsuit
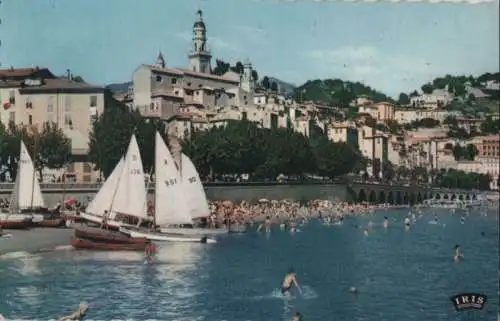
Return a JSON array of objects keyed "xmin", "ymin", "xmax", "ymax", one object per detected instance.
[
  {"xmin": 453, "ymin": 244, "xmax": 463, "ymax": 262},
  {"xmin": 383, "ymin": 216, "xmax": 389, "ymax": 229},
  {"xmin": 57, "ymin": 302, "xmax": 88, "ymax": 321},
  {"xmin": 281, "ymin": 269, "xmax": 301, "ymax": 296},
  {"xmin": 292, "ymin": 312, "xmax": 303, "ymax": 321}
]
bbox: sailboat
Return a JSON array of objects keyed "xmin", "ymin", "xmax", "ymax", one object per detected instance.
[
  {"xmin": 78, "ymin": 157, "xmax": 125, "ymax": 227},
  {"xmin": 0, "ymin": 141, "xmax": 46, "ymax": 229},
  {"xmin": 159, "ymin": 153, "xmax": 226, "ymax": 236},
  {"xmin": 73, "ymin": 135, "xmax": 151, "ymax": 248},
  {"xmin": 119, "ymin": 132, "xmax": 216, "ymax": 243}
]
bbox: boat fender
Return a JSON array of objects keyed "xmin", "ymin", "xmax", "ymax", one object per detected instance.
[{"xmin": 201, "ymin": 236, "xmax": 208, "ymax": 244}]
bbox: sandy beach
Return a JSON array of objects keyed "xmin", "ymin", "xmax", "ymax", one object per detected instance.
[{"xmin": 0, "ymin": 227, "xmax": 74, "ymax": 256}]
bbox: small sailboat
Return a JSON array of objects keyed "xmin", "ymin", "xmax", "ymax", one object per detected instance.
[
  {"xmin": 120, "ymin": 132, "xmax": 216, "ymax": 243},
  {"xmin": 159, "ymin": 153, "xmax": 226, "ymax": 236},
  {"xmin": 78, "ymin": 157, "xmax": 125, "ymax": 228},
  {"xmin": 0, "ymin": 141, "xmax": 45, "ymax": 229},
  {"xmin": 73, "ymin": 135, "xmax": 152, "ymax": 249}
]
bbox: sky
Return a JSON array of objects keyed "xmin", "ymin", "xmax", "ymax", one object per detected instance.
[{"xmin": 1, "ymin": 0, "xmax": 499, "ymax": 98}]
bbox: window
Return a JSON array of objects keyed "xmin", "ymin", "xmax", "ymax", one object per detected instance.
[
  {"xmin": 90, "ymin": 95, "xmax": 97, "ymax": 107},
  {"xmin": 28, "ymin": 115, "xmax": 33, "ymax": 125},
  {"xmin": 156, "ymin": 75, "xmax": 163, "ymax": 83},
  {"xmin": 64, "ymin": 115, "xmax": 72, "ymax": 127},
  {"xmin": 47, "ymin": 96, "xmax": 54, "ymax": 112},
  {"xmin": 65, "ymin": 96, "xmax": 72, "ymax": 112},
  {"xmin": 83, "ymin": 163, "xmax": 92, "ymax": 173},
  {"xmin": 198, "ymin": 84, "xmax": 202, "ymax": 88},
  {"xmin": 170, "ymin": 78, "xmax": 176, "ymax": 85},
  {"xmin": 187, "ymin": 82, "xmax": 191, "ymax": 86},
  {"xmin": 9, "ymin": 111, "xmax": 15, "ymax": 123},
  {"xmin": 9, "ymin": 90, "xmax": 15, "ymax": 104},
  {"xmin": 25, "ymin": 97, "xmax": 33, "ymax": 109}
]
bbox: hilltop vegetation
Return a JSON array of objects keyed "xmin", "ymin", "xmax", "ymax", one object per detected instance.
[
  {"xmin": 410, "ymin": 72, "xmax": 499, "ymax": 97},
  {"xmin": 293, "ymin": 79, "xmax": 394, "ymax": 107}
]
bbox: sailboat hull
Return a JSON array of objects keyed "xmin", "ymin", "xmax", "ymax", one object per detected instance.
[
  {"xmin": 71, "ymin": 237, "xmax": 148, "ymax": 251},
  {"xmin": 159, "ymin": 227, "xmax": 227, "ymax": 236},
  {"xmin": 119, "ymin": 227, "xmax": 217, "ymax": 244},
  {"xmin": 74, "ymin": 226, "xmax": 147, "ymax": 244},
  {"xmin": 37, "ymin": 217, "xmax": 66, "ymax": 228}
]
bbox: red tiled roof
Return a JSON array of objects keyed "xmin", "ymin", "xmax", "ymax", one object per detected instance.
[
  {"xmin": 146, "ymin": 65, "xmax": 239, "ymax": 84},
  {"xmin": 0, "ymin": 67, "xmax": 50, "ymax": 78}
]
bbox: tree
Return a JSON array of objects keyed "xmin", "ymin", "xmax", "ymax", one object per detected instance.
[
  {"xmin": 409, "ymin": 90, "xmax": 419, "ymax": 98},
  {"xmin": 72, "ymin": 75, "xmax": 85, "ymax": 83},
  {"xmin": 465, "ymin": 144, "xmax": 478, "ymax": 161},
  {"xmin": 212, "ymin": 59, "xmax": 230, "ymax": 76},
  {"xmin": 252, "ymin": 70, "xmax": 259, "ymax": 82},
  {"xmin": 262, "ymin": 76, "xmax": 270, "ymax": 90},
  {"xmin": 88, "ymin": 101, "xmax": 139, "ymax": 178},
  {"xmin": 397, "ymin": 93, "xmax": 410, "ymax": 105},
  {"xmin": 421, "ymin": 83, "xmax": 434, "ymax": 94},
  {"xmin": 452, "ymin": 144, "xmax": 463, "ymax": 161},
  {"xmin": 35, "ymin": 122, "xmax": 71, "ymax": 177},
  {"xmin": 0, "ymin": 122, "xmax": 70, "ymax": 182},
  {"xmin": 270, "ymin": 82, "xmax": 278, "ymax": 92}
]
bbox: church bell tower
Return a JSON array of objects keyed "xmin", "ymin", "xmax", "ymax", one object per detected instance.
[{"xmin": 188, "ymin": 10, "xmax": 212, "ymax": 74}]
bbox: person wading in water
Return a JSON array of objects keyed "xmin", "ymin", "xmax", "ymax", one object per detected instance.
[{"xmin": 281, "ymin": 268, "xmax": 302, "ymax": 296}]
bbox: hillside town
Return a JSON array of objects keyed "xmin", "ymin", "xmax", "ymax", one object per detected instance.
[{"xmin": 0, "ymin": 10, "xmax": 499, "ymax": 190}]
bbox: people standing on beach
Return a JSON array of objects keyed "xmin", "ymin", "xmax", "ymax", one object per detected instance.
[{"xmin": 281, "ymin": 269, "xmax": 302, "ymax": 296}]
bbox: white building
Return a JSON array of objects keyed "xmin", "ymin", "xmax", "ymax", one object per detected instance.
[{"xmin": 410, "ymin": 88, "xmax": 454, "ymax": 109}]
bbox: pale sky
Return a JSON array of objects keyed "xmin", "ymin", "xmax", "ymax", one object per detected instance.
[{"xmin": 1, "ymin": 0, "xmax": 499, "ymax": 97}]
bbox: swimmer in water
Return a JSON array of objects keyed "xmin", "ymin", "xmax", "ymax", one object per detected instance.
[
  {"xmin": 453, "ymin": 244, "xmax": 463, "ymax": 262},
  {"xmin": 404, "ymin": 216, "xmax": 411, "ymax": 227},
  {"xmin": 383, "ymin": 216, "xmax": 389, "ymax": 229},
  {"xmin": 264, "ymin": 216, "xmax": 272, "ymax": 233},
  {"xmin": 434, "ymin": 214, "xmax": 438, "ymax": 223},
  {"xmin": 281, "ymin": 269, "xmax": 302, "ymax": 296},
  {"xmin": 363, "ymin": 228, "xmax": 369, "ymax": 236},
  {"xmin": 460, "ymin": 216, "xmax": 465, "ymax": 224},
  {"xmin": 292, "ymin": 312, "xmax": 303, "ymax": 321}
]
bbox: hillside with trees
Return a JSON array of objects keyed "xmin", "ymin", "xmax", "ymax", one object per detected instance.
[
  {"xmin": 403, "ymin": 72, "xmax": 499, "ymax": 98},
  {"xmin": 293, "ymin": 79, "xmax": 394, "ymax": 108}
]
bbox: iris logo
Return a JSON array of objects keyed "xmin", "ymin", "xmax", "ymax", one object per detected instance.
[{"xmin": 450, "ymin": 293, "xmax": 487, "ymax": 312}]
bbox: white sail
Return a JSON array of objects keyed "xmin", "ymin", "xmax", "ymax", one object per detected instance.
[
  {"xmin": 111, "ymin": 135, "xmax": 148, "ymax": 220},
  {"xmin": 155, "ymin": 132, "xmax": 193, "ymax": 226},
  {"xmin": 85, "ymin": 158, "xmax": 124, "ymax": 217},
  {"xmin": 15, "ymin": 141, "xmax": 45, "ymax": 210},
  {"xmin": 181, "ymin": 153, "xmax": 210, "ymax": 219}
]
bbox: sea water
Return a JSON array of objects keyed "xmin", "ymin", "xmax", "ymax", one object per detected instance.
[{"xmin": 0, "ymin": 208, "xmax": 498, "ymax": 321}]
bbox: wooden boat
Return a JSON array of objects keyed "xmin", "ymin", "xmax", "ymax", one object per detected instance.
[
  {"xmin": 0, "ymin": 215, "xmax": 32, "ymax": 229},
  {"xmin": 120, "ymin": 226, "xmax": 216, "ymax": 243},
  {"xmin": 71, "ymin": 237, "xmax": 148, "ymax": 251},
  {"xmin": 37, "ymin": 217, "xmax": 66, "ymax": 228},
  {"xmin": 74, "ymin": 226, "xmax": 146, "ymax": 244}
]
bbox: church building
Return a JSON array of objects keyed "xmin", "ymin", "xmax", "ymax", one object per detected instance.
[{"xmin": 132, "ymin": 10, "xmax": 256, "ymax": 120}]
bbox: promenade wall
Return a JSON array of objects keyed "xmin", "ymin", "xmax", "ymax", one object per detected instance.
[{"xmin": 0, "ymin": 182, "xmax": 348, "ymax": 206}]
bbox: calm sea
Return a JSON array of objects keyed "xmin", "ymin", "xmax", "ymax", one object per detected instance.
[{"xmin": 0, "ymin": 208, "xmax": 498, "ymax": 321}]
